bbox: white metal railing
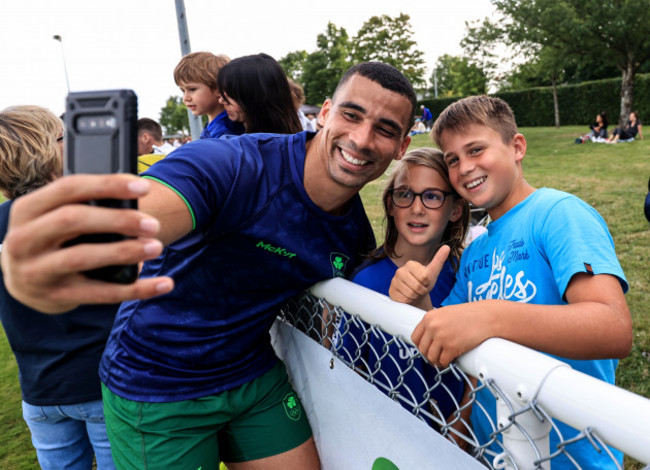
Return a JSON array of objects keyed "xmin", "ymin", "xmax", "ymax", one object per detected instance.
[{"xmin": 276, "ymin": 278, "xmax": 650, "ymax": 469}]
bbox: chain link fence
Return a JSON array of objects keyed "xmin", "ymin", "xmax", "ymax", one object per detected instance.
[{"xmin": 278, "ymin": 285, "xmax": 650, "ymax": 470}]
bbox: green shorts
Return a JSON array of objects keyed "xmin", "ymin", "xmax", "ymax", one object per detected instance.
[{"xmin": 102, "ymin": 361, "xmax": 312, "ymax": 470}]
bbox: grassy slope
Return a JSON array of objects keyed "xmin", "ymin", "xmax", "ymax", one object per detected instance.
[{"xmin": 1, "ymin": 126, "xmax": 648, "ymax": 468}]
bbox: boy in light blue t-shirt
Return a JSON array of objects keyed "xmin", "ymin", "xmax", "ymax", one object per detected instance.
[{"xmin": 390, "ymin": 96, "xmax": 632, "ymax": 469}]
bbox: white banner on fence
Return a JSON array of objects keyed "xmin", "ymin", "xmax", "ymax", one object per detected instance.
[{"xmin": 270, "ymin": 320, "xmax": 482, "ymax": 470}]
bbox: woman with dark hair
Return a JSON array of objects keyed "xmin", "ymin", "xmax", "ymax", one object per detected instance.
[
  {"xmin": 217, "ymin": 53, "xmax": 302, "ymax": 134},
  {"xmin": 576, "ymin": 112, "xmax": 608, "ymax": 143},
  {"xmin": 606, "ymin": 111, "xmax": 643, "ymax": 143}
]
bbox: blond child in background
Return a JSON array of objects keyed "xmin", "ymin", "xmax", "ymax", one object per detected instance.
[{"xmin": 173, "ymin": 51, "xmax": 244, "ymax": 139}]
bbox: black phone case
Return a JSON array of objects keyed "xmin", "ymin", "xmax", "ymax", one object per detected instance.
[{"xmin": 64, "ymin": 90, "xmax": 139, "ymax": 284}]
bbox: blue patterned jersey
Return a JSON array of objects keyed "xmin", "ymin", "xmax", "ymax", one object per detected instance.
[{"xmin": 100, "ymin": 132, "xmax": 375, "ymax": 402}]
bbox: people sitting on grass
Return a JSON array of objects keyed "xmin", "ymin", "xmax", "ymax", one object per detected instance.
[
  {"xmin": 575, "ymin": 111, "xmax": 608, "ymax": 143},
  {"xmin": 410, "ymin": 118, "xmax": 426, "ymax": 135},
  {"xmin": 606, "ymin": 111, "xmax": 643, "ymax": 144},
  {"xmin": 643, "ymin": 179, "xmax": 650, "ymax": 222}
]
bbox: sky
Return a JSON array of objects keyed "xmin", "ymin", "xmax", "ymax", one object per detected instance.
[{"xmin": 0, "ymin": 0, "xmax": 497, "ymax": 121}]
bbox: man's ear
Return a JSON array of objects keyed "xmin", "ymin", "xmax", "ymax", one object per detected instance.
[
  {"xmin": 395, "ymin": 135, "xmax": 411, "ymax": 161},
  {"xmin": 317, "ymin": 99, "xmax": 333, "ymax": 128}
]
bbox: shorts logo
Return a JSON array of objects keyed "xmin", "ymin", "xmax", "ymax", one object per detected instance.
[
  {"xmin": 330, "ymin": 252, "xmax": 350, "ymax": 278},
  {"xmin": 282, "ymin": 392, "xmax": 302, "ymax": 421}
]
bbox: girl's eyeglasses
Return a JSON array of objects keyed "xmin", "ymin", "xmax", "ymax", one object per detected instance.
[{"xmin": 388, "ymin": 188, "xmax": 454, "ymax": 210}]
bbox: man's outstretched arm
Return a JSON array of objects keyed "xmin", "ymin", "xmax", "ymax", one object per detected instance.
[{"xmin": 1, "ymin": 174, "xmax": 174, "ymax": 313}]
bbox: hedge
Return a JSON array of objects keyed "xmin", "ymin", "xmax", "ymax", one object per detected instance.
[{"xmin": 419, "ymin": 73, "xmax": 650, "ymax": 127}]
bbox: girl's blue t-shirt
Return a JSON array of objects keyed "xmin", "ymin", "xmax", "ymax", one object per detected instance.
[{"xmin": 339, "ymin": 255, "xmax": 464, "ymax": 424}]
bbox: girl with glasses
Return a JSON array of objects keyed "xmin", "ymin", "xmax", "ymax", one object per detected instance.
[{"xmin": 336, "ymin": 147, "xmax": 470, "ymax": 434}]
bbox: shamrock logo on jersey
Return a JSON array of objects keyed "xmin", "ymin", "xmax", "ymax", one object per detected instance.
[{"xmin": 330, "ymin": 252, "xmax": 350, "ymax": 278}]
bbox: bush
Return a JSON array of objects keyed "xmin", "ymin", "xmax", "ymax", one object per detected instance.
[{"xmin": 419, "ymin": 73, "xmax": 650, "ymax": 127}]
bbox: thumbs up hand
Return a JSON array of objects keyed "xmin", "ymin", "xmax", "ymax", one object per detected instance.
[{"xmin": 388, "ymin": 245, "xmax": 450, "ymax": 310}]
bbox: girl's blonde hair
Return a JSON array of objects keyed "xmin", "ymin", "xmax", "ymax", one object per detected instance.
[
  {"xmin": 0, "ymin": 105, "xmax": 62, "ymax": 199},
  {"xmin": 373, "ymin": 147, "xmax": 470, "ymax": 271}
]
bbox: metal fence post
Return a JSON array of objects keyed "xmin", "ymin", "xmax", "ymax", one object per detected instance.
[
  {"xmin": 493, "ymin": 392, "xmax": 551, "ymax": 470},
  {"xmin": 174, "ymin": 0, "xmax": 203, "ymax": 141}
]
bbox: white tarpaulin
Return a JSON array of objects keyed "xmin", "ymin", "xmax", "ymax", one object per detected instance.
[{"xmin": 270, "ymin": 320, "xmax": 483, "ymax": 470}]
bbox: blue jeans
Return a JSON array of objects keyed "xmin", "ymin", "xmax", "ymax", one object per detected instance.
[{"xmin": 22, "ymin": 399, "xmax": 116, "ymax": 470}]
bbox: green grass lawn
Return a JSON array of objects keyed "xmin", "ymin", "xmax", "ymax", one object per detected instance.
[{"xmin": 1, "ymin": 125, "xmax": 648, "ymax": 468}]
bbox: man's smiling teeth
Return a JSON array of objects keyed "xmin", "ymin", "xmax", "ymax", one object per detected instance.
[
  {"xmin": 466, "ymin": 177, "xmax": 486, "ymax": 189},
  {"xmin": 341, "ymin": 149, "xmax": 368, "ymax": 166}
]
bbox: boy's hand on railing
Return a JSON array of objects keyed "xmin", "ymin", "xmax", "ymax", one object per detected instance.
[
  {"xmin": 389, "ymin": 245, "xmax": 450, "ymax": 311},
  {"xmin": 412, "ymin": 302, "xmax": 493, "ymax": 368}
]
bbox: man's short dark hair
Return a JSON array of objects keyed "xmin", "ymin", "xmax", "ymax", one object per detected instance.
[
  {"xmin": 137, "ymin": 118, "xmax": 163, "ymax": 142},
  {"xmin": 333, "ymin": 62, "xmax": 417, "ymax": 134}
]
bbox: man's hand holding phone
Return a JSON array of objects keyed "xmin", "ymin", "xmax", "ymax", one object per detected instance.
[
  {"xmin": 64, "ymin": 89, "xmax": 141, "ymax": 283},
  {"xmin": 0, "ymin": 174, "xmax": 174, "ymax": 313},
  {"xmin": 0, "ymin": 90, "xmax": 174, "ymax": 313}
]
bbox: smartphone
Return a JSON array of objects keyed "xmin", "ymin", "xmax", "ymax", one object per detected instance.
[{"xmin": 64, "ymin": 89, "xmax": 139, "ymax": 284}]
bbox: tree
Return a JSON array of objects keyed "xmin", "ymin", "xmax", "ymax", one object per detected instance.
[
  {"xmin": 499, "ymin": 46, "xmax": 567, "ymax": 127},
  {"xmin": 466, "ymin": 0, "xmax": 650, "ymax": 127},
  {"xmin": 462, "ymin": 17, "xmax": 507, "ymax": 87},
  {"xmin": 350, "ymin": 13, "xmax": 426, "ymax": 88},
  {"xmin": 431, "ymin": 54, "xmax": 487, "ymax": 98},
  {"xmin": 301, "ymin": 22, "xmax": 352, "ymax": 105},
  {"xmin": 287, "ymin": 14, "xmax": 428, "ymax": 105},
  {"xmin": 159, "ymin": 96, "xmax": 191, "ymax": 136},
  {"xmin": 279, "ymin": 50, "xmax": 308, "ymax": 83}
]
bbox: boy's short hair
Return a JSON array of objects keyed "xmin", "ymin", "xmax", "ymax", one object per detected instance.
[
  {"xmin": 432, "ymin": 95, "xmax": 518, "ymax": 147},
  {"xmin": 0, "ymin": 105, "xmax": 62, "ymax": 199},
  {"xmin": 138, "ymin": 118, "xmax": 163, "ymax": 142},
  {"xmin": 333, "ymin": 62, "xmax": 417, "ymax": 135},
  {"xmin": 173, "ymin": 52, "xmax": 230, "ymax": 89}
]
